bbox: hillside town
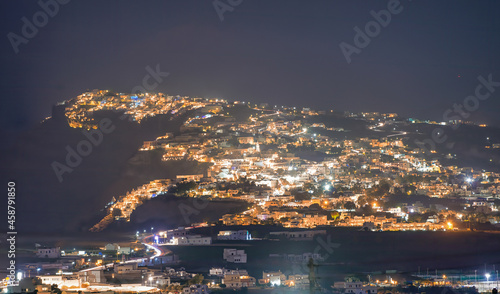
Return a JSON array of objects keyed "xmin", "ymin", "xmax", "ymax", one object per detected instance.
[
  {"xmin": 72, "ymin": 90, "xmax": 500, "ymax": 233},
  {"xmin": 4, "ymin": 90, "xmax": 498, "ymax": 294},
  {"xmin": 6, "ymin": 0, "xmax": 500, "ymax": 292}
]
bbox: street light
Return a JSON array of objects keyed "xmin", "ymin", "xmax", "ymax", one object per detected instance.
[{"xmin": 486, "ymin": 273, "xmax": 491, "ymax": 282}]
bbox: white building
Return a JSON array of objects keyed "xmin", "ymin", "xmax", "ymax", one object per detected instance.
[
  {"xmin": 222, "ymin": 272, "xmax": 256, "ymax": 288},
  {"xmin": 261, "ymin": 271, "xmax": 286, "ymax": 286},
  {"xmin": 144, "ymin": 274, "xmax": 170, "ymax": 287},
  {"xmin": 78, "ymin": 270, "xmax": 106, "ymax": 284},
  {"xmin": 286, "ymin": 274, "xmax": 309, "ymax": 289},
  {"xmin": 104, "ymin": 243, "xmax": 120, "ymax": 251},
  {"xmin": 209, "ymin": 268, "xmax": 249, "ymax": 277},
  {"xmin": 118, "ymin": 247, "xmax": 131, "ymax": 255},
  {"xmin": 209, "ymin": 267, "xmax": 225, "ymax": 276},
  {"xmin": 38, "ymin": 274, "xmax": 80, "ymax": 288},
  {"xmin": 38, "ymin": 275, "xmax": 63, "ymax": 286},
  {"xmin": 36, "ymin": 247, "xmax": 60, "ymax": 258},
  {"xmin": 223, "ymin": 249, "xmax": 247, "ymax": 263},
  {"xmin": 217, "ymin": 230, "xmax": 252, "ymax": 240},
  {"xmin": 170, "ymin": 235, "xmax": 212, "ymax": 245},
  {"xmin": 182, "ymin": 284, "xmax": 209, "ymax": 293},
  {"xmin": 114, "ymin": 263, "xmax": 138, "ymax": 274},
  {"xmin": 333, "ymin": 282, "xmax": 378, "ymax": 294}
]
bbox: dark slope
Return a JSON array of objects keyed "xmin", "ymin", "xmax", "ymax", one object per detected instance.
[{"xmin": 0, "ymin": 106, "xmax": 195, "ymax": 233}]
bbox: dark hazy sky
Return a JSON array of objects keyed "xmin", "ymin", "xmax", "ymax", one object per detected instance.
[{"xmin": 1, "ymin": 0, "xmax": 500, "ymax": 133}]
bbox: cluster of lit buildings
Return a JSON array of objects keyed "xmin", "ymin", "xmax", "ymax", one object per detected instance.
[
  {"xmin": 64, "ymin": 89, "xmax": 213, "ymax": 129},
  {"xmin": 67, "ymin": 90, "xmax": 500, "ymax": 233},
  {"xmin": 90, "ymin": 179, "xmax": 172, "ymax": 232}
]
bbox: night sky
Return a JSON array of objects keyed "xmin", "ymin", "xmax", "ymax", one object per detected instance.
[{"xmin": 1, "ymin": 0, "xmax": 500, "ymax": 136}]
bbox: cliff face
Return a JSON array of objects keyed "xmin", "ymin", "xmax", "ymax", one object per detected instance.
[
  {"xmin": 51, "ymin": 103, "xmax": 67, "ymax": 122},
  {"xmin": 0, "ymin": 107, "xmax": 194, "ymax": 233}
]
